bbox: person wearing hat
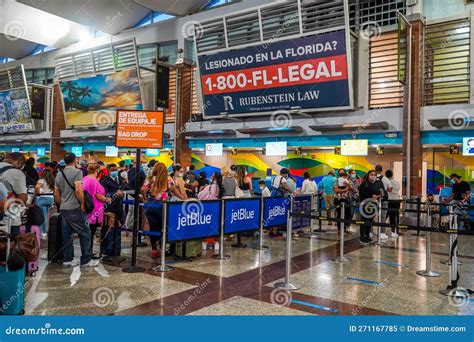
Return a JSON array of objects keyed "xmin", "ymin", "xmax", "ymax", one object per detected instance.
[
  {"xmin": 321, "ymin": 170, "xmax": 337, "ymax": 225},
  {"xmin": 271, "ymin": 168, "xmax": 294, "ymax": 197},
  {"xmin": 79, "ymin": 160, "xmax": 88, "ymax": 177}
]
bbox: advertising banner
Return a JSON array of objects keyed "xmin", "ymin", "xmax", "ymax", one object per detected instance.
[
  {"xmin": 0, "ymin": 88, "xmax": 33, "ymax": 132},
  {"xmin": 292, "ymin": 195, "xmax": 312, "ymax": 230},
  {"xmin": 30, "ymin": 86, "xmax": 46, "ymax": 120},
  {"xmin": 115, "ymin": 110, "xmax": 164, "ymax": 149},
  {"xmin": 263, "ymin": 197, "xmax": 289, "ymax": 228},
  {"xmin": 223, "ymin": 198, "xmax": 261, "ymax": 234},
  {"xmin": 198, "ymin": 30, "xmax": 350, "ymax": 117},
  {"xmin": 59, "ymin": 68, "xmax": 142, "ymax": 128},
  {"xmin": 167, "ymin": 201, "xmax": 221, "ymax": 242}
]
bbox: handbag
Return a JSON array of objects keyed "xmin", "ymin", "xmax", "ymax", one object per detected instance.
[
  {"xmin": 26, "ymin": 204, "xmax": 45, "ymax": 226},
  {"xmin": 15, "ymin": 233, "xmax": 39, "ymax": 262},
  {"xmin": 60, "ymin": 169, "xmax": 94, "ymax": 214},
  {"xmin": 234, "ymin": 179, "xmax": 245, "ymax": 198}
]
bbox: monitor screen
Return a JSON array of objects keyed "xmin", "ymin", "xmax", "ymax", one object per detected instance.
[
  {"xmin": 36, "ymin": 147, "xmax": 46, "ymax": 157},
  {"xmin": 145, "ymin": 148, "xmax": 161, "ymax": 157},
  {"xmin": 0, "ymin": 87, "xmax": 34, "ymax": 132},
  {"xmin": 205, "ymin": 143, "xmax": 223, "ymax": 156},
  {"xmin": 266, "ymin": 142, "xmax": 287, "ymax": 156},
  {"xmin": 340, "ymin": 139, "xmax": 368, "ymax": 156},
  {"xmin": 71, "ymin": 146, "xmax": 83, "ymax": 157},
  {"xmin": 105, "ymin": 146, "xmax": 119, "ymax": 157},
  {"xmin": 462, "ymin": 138, "xmax": 474, "ymax": 156}
]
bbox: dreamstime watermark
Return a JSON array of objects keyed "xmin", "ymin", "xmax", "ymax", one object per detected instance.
[
  {"xmin": 174, "ymin": 278, "xmax": 212, "ymax": 315},
  {"xmin": 4, "ymin": 20, "xmax": 25, "ymax": 41},
  {"xmin": 262, "ymin": 13, "xmax": 299, "ymax": 49},
  {"xmin": 181, "ymin": 20, "xmax": 204, "ymax": 39},
  {"xmin": 175, "ymin": 100, "xmax": 211, "ymax": 139},
  {"xmin": 180, "ymin": 199, "xmax": 205, "ymax": 217},
  {"xmin": 360, "ymin": 21, "xmax": 381, "ymax": 41},
  {"xmin": 5, "ymin": 323, "xmax": 85, "ymax": 336},
  {"xmin": 1, "ymin": 277, "xmax": 34, "ymax": 314},
  {"xmin": 92, "ymin": 111, "xmax": 115, "ymax": 130},
  {"xmin": 102, "ymin": 11, "xmax": 123, "ymax": 34},
  {"xmin": 352, "ymin": 277, "xmax": 387, "ymax": 315},
  {"xmin": 270, "ymin": 110, "xmax": 292, "ymax": 130},
  {"xmin": 447, "ymin": 109, "xmax": 470, "ymax": 130},
  {"xmin": 352, "ymin": 105, "xmax": 385, "ymax": 138},
  {"xmin": 359, "ymin": 198, "xmax": 378, "ymax": 219},
  {"xmin": 4, "ymin": 197, "xmax": 25, "ymax": 218},
  {"xmin": 447, "ymin": 287, "xmax": 471, "ymax": 308},
  {"xmin": 270, "ymin": 288, "xmax": 292, "ymax": 307},
  {"xmin": 92, "ymin": 287, "xmax": 115, "ymax": 308}
]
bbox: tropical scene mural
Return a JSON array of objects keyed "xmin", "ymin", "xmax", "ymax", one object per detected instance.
[{"xmin": 60, "ymin": 68, "xmax": 142, "ymax": 127}]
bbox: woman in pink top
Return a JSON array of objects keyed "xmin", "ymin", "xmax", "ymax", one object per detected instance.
[{"xmin": 83, "ymin": 163, "xmax": 111, "ymax": 259}]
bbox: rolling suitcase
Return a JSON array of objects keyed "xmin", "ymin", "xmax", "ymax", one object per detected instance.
[
  {"xmin": 0, "ymin": 218, "xmax": 26, "ymax": 315},
  {"xmin": 20, "ymin": 225, "xmax": 41, "ymax": 275},
  {"xmin": 174, "ymin": 240, "xmax": 202, "ymax": 261},
  {"xmin": 47, "ymin": 214, "xmax": 63, "ymax": 263}
]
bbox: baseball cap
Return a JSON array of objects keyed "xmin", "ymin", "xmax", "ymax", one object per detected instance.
[{"xmin": 280, "ymin": 168, "xmax": 289, "ymax": 174}]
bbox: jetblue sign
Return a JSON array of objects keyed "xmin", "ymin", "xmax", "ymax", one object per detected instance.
[
  {"xmin": 198, "ymin": 30, "xmax": 351, "ymax": 117},
  {"xmin": 167, "ymin": 201, "xmax": 220, "ymax": 242},
  {"xmin": 224, "ymin": 198, "xmax": 261, "ymax": 234},
  {"xmin": 263, "ymin": 197, "xmax": 289, "ymax": 228}
]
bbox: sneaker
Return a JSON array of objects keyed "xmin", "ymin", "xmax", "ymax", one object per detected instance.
[
  {"xmin": 359, "ymin": 240, "xmax": 369, "ymax": 245},
  {"xmin": 369, "ymin": 233, "xmax": 373, "ymax": 238},
  {"xmin": 81, "ymin": 259, "xmax": 100, "ymax": 268},
  {"xmin": 62, "ymin": 261, "xmax": 77, "ymax": 267},
  {"xmin": 41, "ymin": 233, "xmax": 47, "ymax": 239},
  {"xmin": 380, "ymin": 233, "xmax": 389, "ymax": 240},
  {"xmin": 391, "ymin": 232, "xmax": 399, "ymax": 239}
]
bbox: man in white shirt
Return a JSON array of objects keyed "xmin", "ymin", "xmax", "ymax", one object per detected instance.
[
  {"xmin": 375, "ymin": 165, "xmax": 392, "ymax": 239},
  {"xmin": 259, "ymin": 181, "xmax": 271, "ymax": 197}
]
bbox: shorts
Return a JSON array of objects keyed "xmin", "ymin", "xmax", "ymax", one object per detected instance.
[{"xmin": 324, "ymin": 194, "xmax": 335, "ymax": 210}]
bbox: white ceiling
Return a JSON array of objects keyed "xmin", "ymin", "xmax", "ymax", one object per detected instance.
[{"xmin": 1, "ymin": 0, "xmax": 223, "ymax": 59}]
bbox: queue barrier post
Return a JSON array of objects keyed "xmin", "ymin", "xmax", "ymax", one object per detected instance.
[
  {"xmin": 332, "ymin": 202, "xmax": 350, "ymax": 263},
  {"xmin": 440, "ymin": 209, "xmax": 467, "ymax": 298},
  {"xmin": 375, "ymin": 198, "xmax": 384, "ymax": 246},
  {"xmin": 440, "ymin": 205, "xmax": 462, "ymax": 266},
  {"xmin": 303, "ymin": 194, "xmax": 318, "ymax": 238},
  {"xmin": 416, "ymin": 206, "xmax": 440, "ymax": 277},
  {"xmin": 275, "ymin": 195, "xmax": 300, "ymax": 291},
  {"xmin": 412, "ymin": 196, "xmax": 424, "ymax": 236},
  {"xmin": 153, "ymin": 201, "xmax": 173, "ymax": 273},
  {"xmin": 213, "ymin": 199, "xmax": 231, "ymax": 260},
  {"xmin": 253, "ymin": 197, "xmax": 269, "ymax": 251}
]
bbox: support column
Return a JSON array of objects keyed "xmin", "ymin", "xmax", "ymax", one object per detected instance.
[
  {"xmin": 50, "ymin": 84, "xmax": 66, "ymax": 161},
  {"xmin": 173, "ymin": 62, "xmax": 193, "ymax": 167},
  {"xmin": 403, "ymin": 19, "xmax": 424, "ymax": 197}
]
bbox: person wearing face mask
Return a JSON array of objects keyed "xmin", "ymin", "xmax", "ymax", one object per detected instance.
[
  {"xmin": 83, "ymin": 163, "xmax": 112, "ymax": 259},
  {"xmin": 169, "ymin": 164, "xmax": 187, "ymax": 201},
  {"xmin": 334, "ymin": 171, "xmax": 352, "ymax": 234},
  {"xmin": 445, "ymin": 174, "xmax": 471, "ymax": 229},
  {"xmin": 0, "ymin": 152, "xmax": 27, "ymax": 237},
  {"xmin": 347, "ymin": 169, "xmax": 361, "ymax": 232},
  {"xmin": 259, "ymin": 180, "xmax": 271, "ymax": 197},
  {"xmin": 321, "ymin": 170, "xmax": 337, "ymax": 225},
  {"xmin": 100, "ymin": 163, "xmax": 126, "ymax": 259},
  {"xmin": 425, "ymin": 193, "xmax": 440, "ymax": 228},
  {"xmin": 358, "ymin": 170, "xmax": 384, "ymax": 245}
]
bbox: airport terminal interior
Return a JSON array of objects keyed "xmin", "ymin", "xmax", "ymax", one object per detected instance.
[{"xmin": 0, "ymin": 0, "xmax": 474, "ymax": 317}]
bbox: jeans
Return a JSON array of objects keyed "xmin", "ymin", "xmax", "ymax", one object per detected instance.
[
  {"xmin": 36, "ymin": 196, "xmax": 54, "ymax": 234},
  {"xmin": 61, "ymin": 208, "xmax": 92, "ymax": 265}
]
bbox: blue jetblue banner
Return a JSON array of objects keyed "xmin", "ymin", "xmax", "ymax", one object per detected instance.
[
  {"xmin": 224, "ymin": 198, "xmax": 261, "ymax": 234},
  {"xmin": 293, "ymin": 195, "xmax": 312, "ymax": 230},
  {"xmin": 167, "ymin": 201, "xmax": 220, "ymax": 242},
  {"xmin": 263, "ymin": 197, "xmax": 289, "ymax": 228},
  {"xmin": 198, "ymin": 30, "xmax": 350, "ymax": 117}
]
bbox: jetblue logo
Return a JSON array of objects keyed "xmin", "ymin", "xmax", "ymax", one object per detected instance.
[
  {"xmin": 177, "ymin": 212, "xmax": 212, "ymax": 230},
  {"xmin": 230, "ymin": 208, "xmax": 255, "ymax": 224},
  {"xmin": 267, "ymin": 205, "xmax": 286, "ymax": 221}
]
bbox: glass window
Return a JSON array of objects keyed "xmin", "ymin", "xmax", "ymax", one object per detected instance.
[{"xmin": 159, "ymin": 42, "xmax": 177, "ymax": 65}]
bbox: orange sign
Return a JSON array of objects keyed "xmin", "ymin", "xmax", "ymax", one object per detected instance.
[{"xmin": 115, "ymin": 110, "xmax": 164, "ymax": 148}]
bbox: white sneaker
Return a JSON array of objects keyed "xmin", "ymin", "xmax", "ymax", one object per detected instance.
[
  {"xmin": 391, "ymin": 233, "xmax": 399, "ymax": 239},
  {"xmin": 380, "ymin": 233, "xmax": 389, "ymax": 240},
  {"xmin": 81, "ymin": 259, "xmax": 100, "ymax": 268},
  {"xmin": 41, "ymin": 233, "xmax": 47, "ymax": 239},
  {"xmin": 62, "ymin": 261, "xmax": 78, "ymax": 267},
  {"xmin": 369, "ymin": 233, "xmax": 373, "ymax": 238}
]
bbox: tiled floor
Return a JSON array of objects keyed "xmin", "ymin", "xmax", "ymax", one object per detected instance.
[{"xmin": 20, "ymin": 225, "xmax": 474, "ymax": 316}]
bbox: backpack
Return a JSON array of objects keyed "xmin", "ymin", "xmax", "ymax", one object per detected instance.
[
  {"xmin": 0, "ymin": 166, "xmax": 15, "ymax": 221},
  {"xmin": 197, "ymin": 183, "xmax": 219, "ymax": 200},
  {"xmin": 270, "ymin": 176, "xmax": 285, "ymax": 197},
  {"xmin": 60, "ymin": 169, "xmax": 94, "ymax": 214},
  {"xmin": 377, "ymin": 175, "xmax": 388, "ymax": 200}
]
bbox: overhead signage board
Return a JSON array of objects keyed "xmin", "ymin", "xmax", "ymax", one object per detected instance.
[
  {"xmin": 197, "ymin": 30, "xmax": 351, "ymax": 118},
  {"xmin": 115, "ymin": 110, "xmax": 164, "ymax": 149}
]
